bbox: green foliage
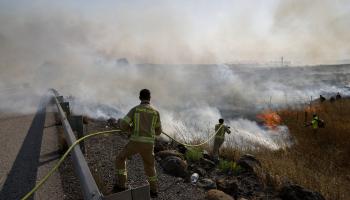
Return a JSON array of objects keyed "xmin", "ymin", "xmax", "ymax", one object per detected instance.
[
  {"xmin": 218, "ymin": 159, "xmax": 242, "ymax": 175},
  {"xmin": 185, "ymin": 147, "xmax": 203, "ymax": 162}
]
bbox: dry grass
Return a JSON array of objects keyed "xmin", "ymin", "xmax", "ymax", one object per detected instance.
[
  {"xmin": 156, "ymin": 99, "xmax": 350, "ymax": 199},
  {"xmin": 219, "ymin": 99, "xmax": 350, "ymax": 200}
]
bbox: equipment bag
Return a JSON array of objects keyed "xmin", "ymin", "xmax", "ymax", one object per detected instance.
[{"xmin": 318, "ymin": 119, "xmax": 325, "ymax": 128}]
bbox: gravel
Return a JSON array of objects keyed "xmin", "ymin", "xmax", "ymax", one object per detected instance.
[{"xmin": 58, "ymin": 153, "xmax": 83, "ymax": 200}]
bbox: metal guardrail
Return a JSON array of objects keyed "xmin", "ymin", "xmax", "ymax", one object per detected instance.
[{"xmin": 52, "ymin": 90, "xmax": 103, "ymax": 200}]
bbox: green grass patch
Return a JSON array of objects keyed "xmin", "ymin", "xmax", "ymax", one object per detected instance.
[
  {"xmin": 185, "ymin": 147, "xmax": 203, "ymax": 162},
  {"xmin": 218, "ymin": 159, "xmax": 242, "ymax": 175}
]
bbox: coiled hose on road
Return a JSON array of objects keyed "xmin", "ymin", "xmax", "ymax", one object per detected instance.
[{"xmin": 21, "ymin": 125, "xmax": 223, "ymax": 200}]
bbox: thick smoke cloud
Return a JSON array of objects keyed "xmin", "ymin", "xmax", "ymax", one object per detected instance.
[
  {"xmin": 1, "ymin": 0, "xmax": 349, "ymax": 65},
  {"xmin": 0, "ymin": 1, "xmax": 349, "ymax": 149},
  {"xmin": 272, "ymin": 0, "xmax": 350, "ymax": 63}
]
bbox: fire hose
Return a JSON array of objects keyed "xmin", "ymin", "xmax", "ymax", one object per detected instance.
[{"xmin": 21, "ymin": 125, "xmax": 223, "ymax": 200}]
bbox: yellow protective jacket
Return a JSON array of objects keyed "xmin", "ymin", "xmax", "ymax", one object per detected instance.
[
  {"xmin": 120, "ymin": 101, "xmax": 162, "ymax": 144},
  {"xmin": 215, "ymin": 123, "xmax": 231, "ymax": 139},
  {"xmin": 311, "ymin": 116, "xmax": 319, "ymax": 129}
]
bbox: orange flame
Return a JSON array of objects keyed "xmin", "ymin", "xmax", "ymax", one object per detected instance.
[{"xmin": 257, "ymin": 110, "xmax": 281, "ymax": 130}]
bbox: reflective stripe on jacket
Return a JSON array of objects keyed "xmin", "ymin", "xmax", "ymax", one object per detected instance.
[{"xmin": 120, "ymin": 101, "xmax": 162, "ymax": 144}]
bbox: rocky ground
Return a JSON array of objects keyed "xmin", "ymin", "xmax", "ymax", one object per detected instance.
[{"xmin": 59, "ymin": 118, "xmax": 326, "ymax": 200}]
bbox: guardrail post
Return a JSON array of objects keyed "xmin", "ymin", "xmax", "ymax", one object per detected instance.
[
  {"xmin": 60, "ymin": 102, "xmax": 71, "ymax": 116},
  {"xmin": 57, "ymin": 96, "xmax": 64, "ymax": 103},
  {"xmin": 69, "ymin": 115, "xmax": 85, "ymax": 153}
]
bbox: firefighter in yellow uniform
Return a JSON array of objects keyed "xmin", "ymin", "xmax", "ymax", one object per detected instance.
[
  {"xmin": 311, "ymin": 113, "xmax": 324, "ymax": 134},
  {"xmin": 115, "ymin": 89, "xmax": 162, "ymax": 198},
  {"xmin": 213, "ymin": 118, "xmax": 231, "ymax": 161},
  {"xmin": 311, "ymin": 114, "xmax": 319, "ymax": 130}
]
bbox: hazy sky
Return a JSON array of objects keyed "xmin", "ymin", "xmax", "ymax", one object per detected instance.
[{"xmin": 0, "ymin": 0, "xmax": 349, "ymax": 64}]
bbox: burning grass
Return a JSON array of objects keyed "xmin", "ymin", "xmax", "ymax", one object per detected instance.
[
  {"xmin": 256, "ymin": 110, "xmax": 281, "ymax": 130},
  {"xmin": 219, "ymin": 98, "xmax": 350, "ymax": 200}
]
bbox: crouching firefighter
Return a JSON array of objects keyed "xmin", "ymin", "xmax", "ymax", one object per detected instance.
[
  {"xmin": 114, "ymin": 89, "xmax": 162, "ymax": 198},
  {"xmin": 212, "ymin": 118, "xmax": 231, "ymax": 161},
  {"xmin": 304, "ymin": 113, "xmax": 325, "ymax": 132},
  {"xmin": 310, "ymin": 114, "xmax": 325, "ymax": 133}
]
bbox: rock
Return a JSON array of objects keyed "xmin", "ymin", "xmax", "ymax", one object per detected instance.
[
  {"xmin": 189, "ymin": 164, "xmax": 207, "ymax": 176},
  {"xmin": 198, "ymin": 178, "xmax": 217, "ymax": 190},
  {"xmin": 194, "ymin": 167, "xmax": 207, "ymax": 176},
  {"xmin": 154, "ymin": 137, "xmax": 169, "ymax": 153},
  {"xmin": 156, "ymin": 156, "xmax": 162, "ymax": 162},
  {"xmin": 206, "ymin": 189, "xmax": 234, "ymax": 200},
  {"xmin": 216, "ymin": 177, "xmax": 238, "ymax": 196},
  {"xmin": 203, "ymin": 150, "xmax": 212, "ymax": 160},
  {"xmin": 156, "ymin": 150, "xmax": 184, "ymax": 160},
  {"xmin": 237, "ymin": 154, "xmax": 261, "ymax": 172},
  {"xmin": 176, "ymin": 177, "xmax": 184, "ymax": 182},
  {"xmin": 106, "ymin": 117, "xmax": 116, "ymax": 126},
  {"xmin": 160, "ymin": 156, "xmax": 188, "ymax": 177},
  {"xmin": 177, "ymin": 144, "xmax": 188, "ymax": 154},
  {"xmin": 200, "ymin": 157, "xmax": 216, "ymax": 170},
  {"xmin": 279, "ymin": 184, "xmax": 325, "ymax": 200},
  {"xmin": 236, "ymin": 171, "xmax": 264, "ymax": 198}
]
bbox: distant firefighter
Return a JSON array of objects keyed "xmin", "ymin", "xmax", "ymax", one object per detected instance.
[
  {"xmin": 305, "ymin": 114, "xmax": 325, "ymax": 133},
  {"xmin": 312, "ymin": 114, "xmax": 320, "ymax": 130},
  {"xmin": 336, "ymin": 92, "xmax": 342, "ymax": 100},
  {"xmin": 212, "ymin": 118, "xmax": 231, "ymax": 161},
  {"xmin": 319, "ymin": 95, "xmax": 326, "ymax": 102},
  {"xmin": 114, "ymin": 89, "xmax": 162, "ymax": 197},
  {"xmin": 330, "ymin": 96, "xmax": 335, "ymax": 103}
]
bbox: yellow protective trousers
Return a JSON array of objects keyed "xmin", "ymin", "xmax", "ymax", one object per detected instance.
[
  {"xmin": 115, "ymin": 141, "xmax": 157, "ymax": 192},
  {"xmin": 213, "ymin": 137, "xmax": 224, "ymax": 159}
]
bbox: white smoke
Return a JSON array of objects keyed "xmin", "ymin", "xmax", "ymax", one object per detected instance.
[
  {"xmin": 61, "ymin": 63, "xmax": 347, "ymax": 150},
  {"xmin": 226, "ymin": 119, "xmax": 291, "ymax": 150},
  {"xmin": 1, "ymin": 60, "xmax": 349, "ymax": 149},
  {"xmin": 1, "ymin": 1, "xmax": 350, "ymax": 149}
]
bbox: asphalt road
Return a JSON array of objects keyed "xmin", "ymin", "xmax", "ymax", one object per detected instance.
[{"xmin": 0, "ymin": 96, "xmax": 64, "ymax": 200}]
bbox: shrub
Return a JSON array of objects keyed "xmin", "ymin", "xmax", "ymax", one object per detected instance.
[{"xmin": 218, "ymin": 159, "xmax": 242, "ymax": 175}]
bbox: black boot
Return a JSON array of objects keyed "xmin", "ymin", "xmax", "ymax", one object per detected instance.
[
  {"xmin": 112, "ymin": 184, "xmax": 129, "ymax": 193},
  {"xmin": 150, "ymin": 190, "xmax": 158, "ymax": 198}
]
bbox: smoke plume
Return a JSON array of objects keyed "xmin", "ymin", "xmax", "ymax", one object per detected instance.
[{"xmin": 1, "ymin": 0, "xmax": 349, "ymax": 149}]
